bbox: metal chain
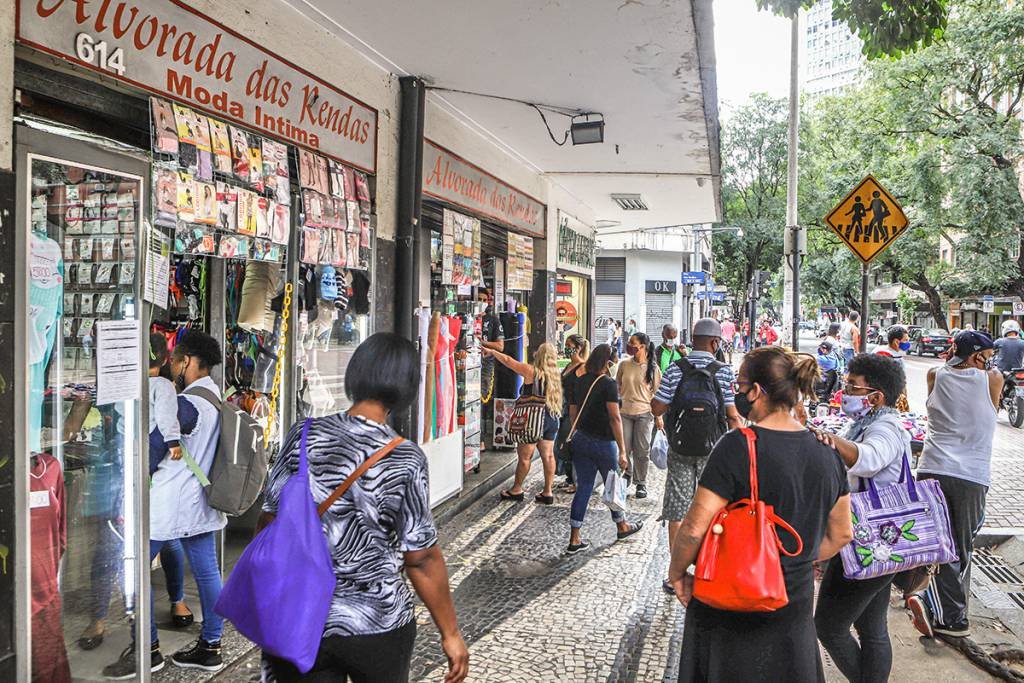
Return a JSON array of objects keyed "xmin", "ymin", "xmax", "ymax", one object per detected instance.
[{"xmin": 264, "ymin": 282, "xmax": 292, "ymax": 449}]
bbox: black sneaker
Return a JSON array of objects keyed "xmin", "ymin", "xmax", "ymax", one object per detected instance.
[
  {"xmin": 102, "ymin": 643, "xmax": 164, "ymax": 680},
  {"xmin": 635, "ymin": 483, "xmax": 648, "ymax": 499},
  {"xmin": 171, "ymin": 638, "xmax": 224, "ymax": 672},
  {"xmin": 933, "ymin": 620, "xmax": 971, "ymax": 638}
]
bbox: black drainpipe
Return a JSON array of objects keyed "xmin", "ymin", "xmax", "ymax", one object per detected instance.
[{"xmin": 394, "ymin": 76, "xmax": 426, "ymax": 437}]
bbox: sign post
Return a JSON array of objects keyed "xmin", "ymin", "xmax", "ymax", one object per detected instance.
[{"xmin": 824, "ymin": 175, "xmax": 910, "ymax": 352}]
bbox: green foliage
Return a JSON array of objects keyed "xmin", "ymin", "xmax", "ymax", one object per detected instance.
[
  {"xmin": 756, "ymin": 0, "xmax": 947, "ymax": 58},
  {"xmin": 712, "ymin": 95, "xmax": 789, "ymax": 318}
]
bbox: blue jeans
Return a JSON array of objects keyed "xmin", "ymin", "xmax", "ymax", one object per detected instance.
[
  {"xmin": 569, "ymin": 430, "xmax": 625, "ymax": 528},
  {"xmin": 150, "ymin": 532, "xmax": 223, "ymax": 645},
  {"xmin": 844, "ymin": 347, "xmax": 855, "ymax": 364}
]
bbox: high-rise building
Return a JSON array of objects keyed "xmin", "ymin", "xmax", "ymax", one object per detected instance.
[{"xmin": 802, "ymin": 0, "xmax": 863, "ymax": 96}]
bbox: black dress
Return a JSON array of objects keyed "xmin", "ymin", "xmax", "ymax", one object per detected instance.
[{"xmin": 678, "ymin": 427, "xmax": 849, "ymax": 683}]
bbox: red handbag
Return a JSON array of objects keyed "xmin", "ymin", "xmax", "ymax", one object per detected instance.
[{"xmin": 692, "ymin": 427, "xmax": 804, "ymax": 612}]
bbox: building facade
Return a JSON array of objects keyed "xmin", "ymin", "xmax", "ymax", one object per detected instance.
[{"xmin": 802, "ymin": 0, "xmax": 863, "ymax": 97}]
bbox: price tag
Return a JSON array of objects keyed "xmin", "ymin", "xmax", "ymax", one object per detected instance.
[{"xmin": 30, "ymin": 490, "xmax": 51, "ymax": 509}]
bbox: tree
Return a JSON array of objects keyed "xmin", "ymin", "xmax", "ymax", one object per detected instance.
[
  {"xmin": 756, "ymin": 0, "xmax": 948, "ymax": 58},
  {"xmin": 712, "ymin": 95, "xmax": 788, "ymax": 321}
]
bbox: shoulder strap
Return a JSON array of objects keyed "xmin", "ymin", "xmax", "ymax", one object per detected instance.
[
  {"xmin": 739, "ymin": 426, "xmax": 759, "ymax": 503},
  {"xmin": 567, "ymin": 375, "xmax": 602, "ymax": 441},
  {"xmin": 317, "ymin": 436, "xmax": 404, "ymax": 516},
  {"xmin": 185, "ymin": 385, "xmax": 222, "ymax": 408}
]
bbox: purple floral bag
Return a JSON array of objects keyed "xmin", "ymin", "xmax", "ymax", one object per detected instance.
[
  {"xmin": 840, "ymin": 453, "xmax": 958, "ymax": 580},
  {"xmin": 215, "ymin": 419, "xmax": 336, "ymax": 672}
]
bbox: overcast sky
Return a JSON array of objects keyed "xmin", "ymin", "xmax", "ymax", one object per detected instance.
[{"xmin": 713, "ymin": 0, "xmax": 793, "ymax": 115}]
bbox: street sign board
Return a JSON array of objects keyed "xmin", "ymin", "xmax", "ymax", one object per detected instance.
[
  {"xmin": 681, "ymin": 271, "xmax": 706, "ymax": 285},
  {"xmin": 1013, "ymin": 301, "xmax": 1024, "ymax": 315},
  {"xmin": 824, "ymin": 175, "xmax": 909, "ymax": 263}
]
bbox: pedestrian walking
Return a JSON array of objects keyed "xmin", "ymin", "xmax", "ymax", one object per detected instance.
[
  {"xmin": 259, "ymin": 333, "xmax": 469, "ymax": 682},
  {"xmin": 841, "ymin": 311, "xmax": 861, "ymax": 362},
  {"xmin": 720, "ymin": 317, "xmax": 737, "ymax": 363},
  {"xmin": 655, "ymin": 324, "xmax": 685, "ymax": 372},
  {"xmin": 668, "ymin": 346, "xmax": 853, "ymax": 683},
  {"xmin": 652, "ymin": 318, "xmax": 742, "ymax": 593},
  {"xmin": 616, "ymin": 332, "xmax": 662, "ymax": 500},
  {"xmin": 103, "ymin": 331, "xmax": 227, "ymax": 678},
  {"xmin": 907, "ymin": 331, "xmax": 1003, "ymax": 639},
  {"xmin": 565, "ymin": 344, "xmax": 643, "ymax": 554},
  {"xmin": 875, "ymin": 325, "xmax": 910, "ymax": 363},
  {"xmin": 812, "ymin": 353, "xmax": 911, "ymax": 683},
  {"xmin": 615, "ymin": 320, "xmax": 625, "ymax": 355},
  {"xmin": 555, "ymin": 335, "xmax": 590, "ymax": 494},
  {"xmin": 487, "ymin": 343, "xmax": 564, "ymax": 504}
]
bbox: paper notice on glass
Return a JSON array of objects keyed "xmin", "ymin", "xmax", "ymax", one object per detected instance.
[
  {"xmin": 96, "ymin": 320, "xmax": 141, "ymax": 405},
  {"xmin": 144, "ymin": 223, "xmax": 170, "ymax": 309}
]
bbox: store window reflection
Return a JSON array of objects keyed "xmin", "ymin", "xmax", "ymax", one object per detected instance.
[
  {"xmin": 294, "ymin": 263, "xmax": 372, "ymax": 417},
  {"xmin": 29, "ymin": 157, "xmax": 142, "ymax": 681}
]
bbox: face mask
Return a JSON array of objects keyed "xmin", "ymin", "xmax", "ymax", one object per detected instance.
[
  {"xmin": 664, "ymin": 339, "xmax": 676, "ymax": 348},
  {"xmin": 898, "ymin": 341, "xmax": 912, "ymax": 352},
  {"xmin": 626, "ymin": 345, "xmax": 638, "ymax": 356},
  {"xmin": 565, "ymin": 348, "xmax": 576, "ymax": 359},
  {"xmin": 174, "ymin": 358, "xmax": 189, "ymax": 391},
  {"xmin": 982, "ymin": 356, "xmax": 994, "ymax": 370},
  {"xmin": 735, "ymin": 389, "xmax": 757, "ymax": 419},
  {"xmin": 841, "ymin": 393, "xmax": 874, "ymax": 419}
]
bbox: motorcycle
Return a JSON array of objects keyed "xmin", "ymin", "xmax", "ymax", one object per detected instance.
[{"xmin": 1001, "ymin": 367, "xmax": 1024, "ymax": 428}]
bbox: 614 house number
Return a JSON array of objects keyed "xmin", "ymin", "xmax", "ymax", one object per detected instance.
[{"xmin": 75, "ymin": 33, "xmax": 126, "ymax": 76}]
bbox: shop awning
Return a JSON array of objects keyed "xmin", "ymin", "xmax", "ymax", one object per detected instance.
[{"xmin": 282, "ymin": 0, "xmax": 722, "ymax": 230}]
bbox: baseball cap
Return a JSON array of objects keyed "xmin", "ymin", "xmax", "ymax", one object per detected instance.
[
  {"xmin": 818, "ymin": 339, "xmax": 835, "ymax": 352},
  {"xmin": 693, "ymin": 317, "xmax": 723, "ymax": 338},
  {"xmin": 946, "ymin": 330, "xmax": 994, "ymax": 366}
]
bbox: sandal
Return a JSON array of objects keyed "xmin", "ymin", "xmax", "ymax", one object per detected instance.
[
  {"xmin": 535, "ymin": 493, "xmax": 554, "ymax": 505},
  {"xmin": 616, "ymin": 520, "xmax": 644, "ymax": 540},
  {"xmin": 500, "ymin": 490, "xmax": 525, "ymax": 502},
  {"xmin": 662, "ymin": 579, "xmax": 676, "ymax": 595},
  {"xmin": 556, "ymin": 483, "xmax": 577, "ymax": 494},
  {"xmin": 171, "ymin": 603, "xmax": 195, "ymax": 628}
]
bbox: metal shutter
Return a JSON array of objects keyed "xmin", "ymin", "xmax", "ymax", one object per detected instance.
[
  {"xmin": 645, "ymin": 292, "xmax": 674, "ymax": 345},
  {"xmin": 596, "ymin": 257, "xmax": 626, "ymax": 281},
  {"xmin": 595, "ymin": 294, "xmax": 625, "ymax": 332}
]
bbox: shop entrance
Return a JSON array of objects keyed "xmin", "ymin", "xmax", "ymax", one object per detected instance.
[{"xmin": 16, "ymin": 125, "xmax": 150, "ymax": 681}]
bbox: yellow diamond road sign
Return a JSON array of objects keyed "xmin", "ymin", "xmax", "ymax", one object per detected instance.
[{"xmin": 824, "ymin": 175, "xmax": 909, "ymax": 263}]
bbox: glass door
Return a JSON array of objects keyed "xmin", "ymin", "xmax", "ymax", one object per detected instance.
[{"xmin": 17, "ymin": 127, "xmax": 149, "ymax": 681}]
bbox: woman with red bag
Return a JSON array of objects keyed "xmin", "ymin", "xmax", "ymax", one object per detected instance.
[{"xmin": 667, "ymin": 347, "xmax": 853, "ymax": 682}]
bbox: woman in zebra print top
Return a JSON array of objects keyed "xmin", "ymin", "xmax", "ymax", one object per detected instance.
[{"xmin": 261, "ymin": 333, "xmax": 469, "ymax": 682}]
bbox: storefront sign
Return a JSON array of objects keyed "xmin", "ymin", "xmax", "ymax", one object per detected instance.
[
  {"xmin": 16, "ymin": 0, "xmax": 378, "ymax": 171},
  {"xmin": 557, "ymin": 211, "xmax": 596, "ymax": 275},
  {"xmin": 423, "ymin": 140, "xmax": 545, "ymax": 237},
  {"xmin": 645, "ymin": 280, "xmax": 677, "ymax": 294},
  {"xmin": 506, "ymin": 233, "xmax": 534, "ymax": 291}
]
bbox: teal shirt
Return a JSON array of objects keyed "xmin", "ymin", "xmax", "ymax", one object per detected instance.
[{"xmin": 656, "ymin": 344, "xmax": 683, "ymax": 373}]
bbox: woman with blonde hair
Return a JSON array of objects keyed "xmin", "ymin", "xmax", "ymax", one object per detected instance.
[{"xmin": 484, "ymin": 343, "xmax": 564, "ymax": 504}]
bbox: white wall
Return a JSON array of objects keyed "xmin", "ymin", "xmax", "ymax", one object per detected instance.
[{"xmin": 601, "ymin": 248, "xmax": 685, "ymax": 332}]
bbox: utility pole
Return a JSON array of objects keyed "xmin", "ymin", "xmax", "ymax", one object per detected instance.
[{"xmin": 782, "ymin": 12, "xmax": 804, "ymax": 351}]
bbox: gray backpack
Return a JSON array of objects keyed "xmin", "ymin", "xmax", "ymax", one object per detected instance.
[{"xmin": 184, "ymin": 386, "xmax": 268, "ymax": 516}]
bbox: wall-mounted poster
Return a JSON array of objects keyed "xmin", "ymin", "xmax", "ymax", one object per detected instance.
[
  {"xmin": 442, "ymin": 208, "xmax": 481, "ymax": 286},
  {"xmin": 506, "ymin": 233, "xmax": 534, "ymax": 291}
]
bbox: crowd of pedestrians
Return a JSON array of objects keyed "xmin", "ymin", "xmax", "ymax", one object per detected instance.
[{"xmin": 128, "ymin": 308, "xmax": 1010, "ymax": 683}]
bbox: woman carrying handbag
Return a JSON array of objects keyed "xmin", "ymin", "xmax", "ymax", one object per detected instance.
[
  {"xmin": 668, "ymin": 347, "xmax": 853, "ymax": 682},
  {"xmin": 565, "ymin": 344, "xmax": 643, "ymax": 554},
  {"xmin": 810, "ymin": 354, "xmax": 914, "ymax": 682}
]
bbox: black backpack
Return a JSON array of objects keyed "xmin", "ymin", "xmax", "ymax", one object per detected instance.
[{"xmin": 666, "ymin": 358, "xmax": 728, "ymax": 460}]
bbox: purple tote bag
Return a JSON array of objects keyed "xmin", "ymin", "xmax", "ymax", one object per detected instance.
[
  {"xmin": 840, "ymin": 452, "xmax": 958, "ymax": 580},
  {"xmin": 216, "ymin": 419, "xmax": 336, "ymax": 672}
]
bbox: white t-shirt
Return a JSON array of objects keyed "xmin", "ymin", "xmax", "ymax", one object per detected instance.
[{"xmin": 839, "ymin": 321, "xmax": 857, "ymax": 349}]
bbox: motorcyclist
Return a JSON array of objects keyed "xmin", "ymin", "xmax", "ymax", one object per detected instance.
[{"xmin": 994, "ymin": 320, "xmax": 1024, "ymax": 374}]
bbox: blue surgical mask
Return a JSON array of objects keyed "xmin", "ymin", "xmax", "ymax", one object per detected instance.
[{"xmin": 899, "ymin": 341, "xmax": 912, "ymax": 352}]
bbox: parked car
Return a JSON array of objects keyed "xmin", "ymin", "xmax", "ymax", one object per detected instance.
[{"xmin": 910, "ymin": 327, "xmax": 953, "ymax": 357}]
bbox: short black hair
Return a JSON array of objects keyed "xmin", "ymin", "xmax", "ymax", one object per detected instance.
[
  {"xmin": 345, "ymin": 332, "xmax": 419, "ymax": 412},
  {"xmin": 150, "ymin": 332, "xmax": 169, "ymax": 370},
  {"xmin": 828, "ymin": 322, "xmax": 842, "ymax": 336},
  {"xmin": 847, "ymin": 353, "xmax": 906, "ymax": 407},
  {"xmin": 887, "ymin": 325, "xmax": 908, "ymax": 344},
  {"xmin": 172, "ymin": 330, "xmax": 222, "ymax": 370}
]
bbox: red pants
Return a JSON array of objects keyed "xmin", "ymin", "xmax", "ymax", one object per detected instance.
[{"xmin": 32, "ymin": 599, "xmax": 71, "ymax": 683}]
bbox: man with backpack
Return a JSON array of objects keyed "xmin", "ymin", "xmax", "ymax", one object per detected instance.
[{"xmin": 651, "ymin": 318, "xmax": 742, "ymax": 594}]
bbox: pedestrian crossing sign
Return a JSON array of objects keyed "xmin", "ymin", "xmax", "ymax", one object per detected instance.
[{"xmin": 824, "ymin": 175, "xmax": 909, "ymax": 263}]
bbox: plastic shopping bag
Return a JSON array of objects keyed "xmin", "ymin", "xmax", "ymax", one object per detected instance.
[
  {"xmin": 602, "ymin": 470, "xmax": 629, "ymax": 513},
  {"xmin": 650, "ymin": 430, "xmax": 669, "ymax": 470}
]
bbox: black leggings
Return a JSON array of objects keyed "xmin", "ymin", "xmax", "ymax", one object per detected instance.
[
  {"xmin": 266, "ymin": 620, "xmax": 416, "ymax": 682},
  {"xmin": 814, "ymin": 557, "xmax": 894, "ymax": 683}
]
